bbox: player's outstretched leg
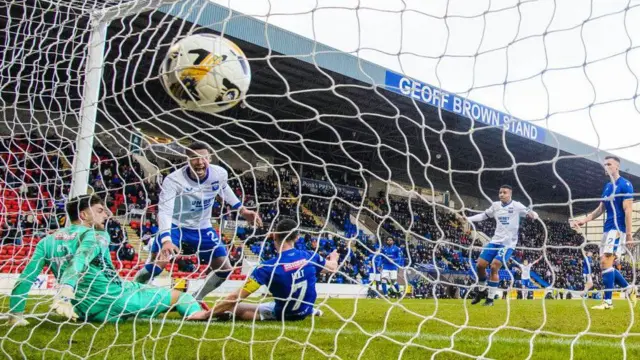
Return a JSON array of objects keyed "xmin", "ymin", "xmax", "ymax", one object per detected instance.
[
  {"xmin": 613, "ymin": 266, "xmax": 636, "ymax": 306},
  {"xmin": 214, "ymin": 302, "xmax": 321, "ymax": 322},
  {"xmin": 484, "ymin": 260, "xmax": 503, "ymax": 306},
  {"xmin": 593, "ymin": 253, "xmax": 619, "ymax": 309},
  {"xmin": 172, "ymin": 291, "xmax": 210, "ymax": 320},
  {"xmin": 582, "ymin": 274, "xmax": 594, "ymax": 298},
  {"xmin": 134, "ymin": 237, "xmax": 170, "ymax": 284},
  {"xmin": 192, "ymin": 250, "xmax": 233, "ymax": 301},
  {"xmin": 134, "ymin": 260, "xmax": 165, "ymax": 284},
  {"xmin": 472, "ymin": 258, "xmax": 490, "ymax": 305},
  {"xmin": 483, "ymin": 248, "xmax": 512, "ymax": 306},
  {"xmin": 594, "ymin": 267, "xmax": 615, "ymax": 310}
]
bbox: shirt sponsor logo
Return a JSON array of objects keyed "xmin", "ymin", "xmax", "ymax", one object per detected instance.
[
  {"xmin": 54, "ymin": 233, "xmax": 77, "ymax": 241},
  {"xmin": 283, "ymin": 259, "xmax": 306, "ymax": 272},
  {"xmin": 96, "ymin": 234, "xmax": 109, "ymax": 247}
]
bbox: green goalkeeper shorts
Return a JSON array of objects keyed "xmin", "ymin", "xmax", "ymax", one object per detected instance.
[{"xmin": 76, "ymin": 281, "xmax": 173, "ymax": 323}]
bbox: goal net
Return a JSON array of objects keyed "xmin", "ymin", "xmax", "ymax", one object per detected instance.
[{"xmin": 1, "ymin": 0, "xmax": 639, "ymax": 358}]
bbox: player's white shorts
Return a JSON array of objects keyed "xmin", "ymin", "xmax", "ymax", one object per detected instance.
[
  {"xmin": 257, "ymin": 302, "xmax": 277, "ymax": 321},
  {"xmin": 600, "ymin": 230, "xmax": 625, "ymax": 257},
  {"xmin": 583, "ymin": 274, "xmax": 593, "ymax": 284},
  {"xmin": 381, "ymin": 269, "xmax": 398, "ymax": 281},
  {"xmin": 369, "ymin": 273, "xmax": 380, "ymax": 282}
]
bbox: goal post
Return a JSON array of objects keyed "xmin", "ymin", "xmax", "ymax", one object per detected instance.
[
  {"xmin": 71, "ymin": 0, "xmax": 182, "ymax": 198},
  {"xmin": 69, "ymin": 20, "xmax": 106, "ymax": 199}
]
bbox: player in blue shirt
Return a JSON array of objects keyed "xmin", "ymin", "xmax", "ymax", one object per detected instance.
[
  {"xmin": 212, "ymin": 219, "xmax": 338, "ymax": 321},
  {"xmin": 571, "ymin": 156, "xmax": 637, "ymax": 309},
  {"xmin": 367, "ymin": 253, "xmax": 381, "ymax": 292},
  {"xmin": 582, "ymin": 251, "xmax": 594, "ymax": 297},
  {"xmin": 380, "ymin": 237, "xmax": 402, "ymax": 297}
]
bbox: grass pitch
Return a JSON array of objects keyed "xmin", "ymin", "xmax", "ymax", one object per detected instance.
[{"xmin": 1, "ymin": 297, "xmax": 639, "ymax": 359}]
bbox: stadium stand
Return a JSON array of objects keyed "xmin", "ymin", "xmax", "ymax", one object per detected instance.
[{"xmin": 0, "ymin": 134, "xmax": 634, "ymax": 295}]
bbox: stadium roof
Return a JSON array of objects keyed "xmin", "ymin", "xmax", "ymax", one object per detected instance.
[{"xmin": 2, "ymin": 0, "xmax": 639, "ymax": 216}]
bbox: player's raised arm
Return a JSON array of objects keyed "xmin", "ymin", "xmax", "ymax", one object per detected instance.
[
  {"xmin": 7, "ymin": 240, "xmax": 47, "ymax": 325},
  {"xmin": 320, "ymin": 250, "xmax": 339, "ymax": 274},
  {"xmin": 219, "ymin": 171, "xmax": 263, "ymax": 228},
  {"xmin": 522, "ymin": 205, "xmax": 539, "ymax": 220},
  {"xmin": 531, "ymin": 256, "xmax": 543, "ymax": 266},
  {"xmin": 466, "ymin": 205, "xmax": 494, "ymax": 223},
  {"xmin": 156, "ymin": 176, "xmax": 180, "ymax": 258}
]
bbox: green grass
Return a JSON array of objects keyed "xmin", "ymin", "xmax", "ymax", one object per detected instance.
[{"xmin": 1, "ymin": 297, "xmax": 640, "ymax": 359}]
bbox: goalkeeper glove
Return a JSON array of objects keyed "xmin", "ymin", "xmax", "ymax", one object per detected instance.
[
  {"xmin": 50, "ymin": 285, "xmax": 79, "ymax": 321},
  {"xmin": 3, "ymin": 313, "xmax": 29, "ymax": 327}
]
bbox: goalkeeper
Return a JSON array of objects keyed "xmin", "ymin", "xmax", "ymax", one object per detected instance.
[
  {"xmin": 6, "ymin": 196, "xmax": 102, "ymax": 326},
  {"xmin": 46, "ymin": 195, "xmax": 209, "ymax": 323}
]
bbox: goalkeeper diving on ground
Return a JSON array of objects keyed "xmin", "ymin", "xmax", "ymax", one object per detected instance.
[{"xmin": 6, "ymin": 195, "xmax": 210, "ymax": 325}]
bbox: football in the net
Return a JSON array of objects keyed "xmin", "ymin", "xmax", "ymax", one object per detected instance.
[{"xmin": 160, "ymin": 33, "xmax": 251, "ymax": 114}]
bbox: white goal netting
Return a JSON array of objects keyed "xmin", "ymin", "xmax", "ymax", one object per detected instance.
[{"xmin": 1, "ymin": 0, "xmax": 640, "ymax": 359}]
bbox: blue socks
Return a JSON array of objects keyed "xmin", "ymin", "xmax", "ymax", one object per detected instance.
[
  {"xmin": 602, "ymin": 268, "xmax": 615, "ymax": 302},
  {"xmin": 478, "ymin": 273, "xmax": 487, "ymax": 291},
  {"xmin": 614, "ymin": 269, "xmax": 629, "ymax": 288},
  {"xmin": 382, "ymin": 282, "xmax": 388, "ymax": 296},
  {"xmin": 134, "ymin": 263, "xmax": 164, "ymax": 284},
  {"xmin": 146, "ymin": 263, "xmax": 164, "ymax": 276}
]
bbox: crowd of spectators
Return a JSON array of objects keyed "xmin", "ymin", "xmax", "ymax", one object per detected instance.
[{"xmin": 0, "ymin": 135, "xmax": 635, "ymax": 296}]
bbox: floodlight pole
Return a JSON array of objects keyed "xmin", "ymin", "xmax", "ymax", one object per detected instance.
[{"xmin": 70, "ymin": 0, "xmax": 182, "ymax": 198}]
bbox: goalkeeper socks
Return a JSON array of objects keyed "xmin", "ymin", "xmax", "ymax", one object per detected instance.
[
  {"xmin": 602, "ymin": 267, "xmax": 615, "ymax": 302},
  {"xmin": 487, "ymin": 281, "xmax": 499, "ymax": 300},
  {"xmin": 381, "ymin": 282, "xmax": 388, "ymax": 296},
  {"xmin": 193, "ymin": 270, "xmax": 231, "ymax": 301},
  {"xmin": 134, "ymin": 264, "xmax": 164, "ymax": 284},
  {"xmin": 175, "ymin": 293, "xmax": 203, "ymax": 318},
  {"xmin": 614, "ymin": 269, "xmax": 629, "ymax": 288}
]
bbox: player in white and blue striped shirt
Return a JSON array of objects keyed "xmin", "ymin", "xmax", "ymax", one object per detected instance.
[{"xmin": 134, "ymin": 142, "xmax": 262, "ymax": 303}]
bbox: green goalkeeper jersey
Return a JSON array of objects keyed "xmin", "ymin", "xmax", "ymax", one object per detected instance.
[
  {"xmin": 58, "ymin": 224, "xmax": 125, "ymax": 315},
  {"xmin": 9, "ymin": 224, "xmax": 99, "ymax": 313}
]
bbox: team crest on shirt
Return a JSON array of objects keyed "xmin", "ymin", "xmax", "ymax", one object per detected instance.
[{"xmin": 211, "ymin": 181, "xmax": 219, "ymax": 191}]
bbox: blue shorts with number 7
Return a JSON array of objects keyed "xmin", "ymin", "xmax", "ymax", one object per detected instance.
[{"xmin": 479, "ymin": 243, "xmax": 513, "ymax": 265}]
